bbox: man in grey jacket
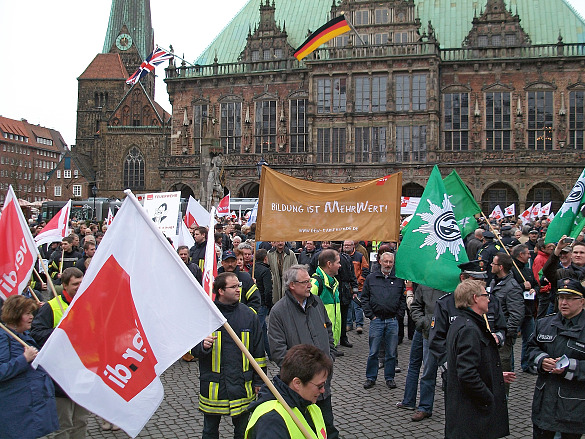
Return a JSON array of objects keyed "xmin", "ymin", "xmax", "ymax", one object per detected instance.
[
  {"xmin": 490, "ymin": 252, "xmax": 524, "ymax": 389},
  {"xmin": 268, "ymin": 264, "xmax": 339, "ymax": 439}
]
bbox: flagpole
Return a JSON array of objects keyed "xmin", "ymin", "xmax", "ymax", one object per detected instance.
[
  {"xmin": 28, "ymin": 286, "xmax": 41, "ymax": 304},
  {"xmin": 155, "ymin": 45, "xmax": 195, "ymax": 67},
  {"xmin": 37, "ymin": 255, "xmax": 65, "ymax": 313},
  {"xmin": 480, "ymin": 212, "xmax": 527, "ymax": 284},
  {"xmin": 0, "ymin": 322, "xmax": 30, "ymax": 348},
  {"xmin": 222, "ymin": 322, "xmax": 314, "ymax": 439},
  {"xmin": 343, "ymin": 16, "xmax": 366, "ymax": 45}
]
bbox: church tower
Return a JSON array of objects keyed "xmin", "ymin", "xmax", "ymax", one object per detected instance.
[{"xmin": 102, "ymin": 0, "xmax": 155, "ymax": 97}]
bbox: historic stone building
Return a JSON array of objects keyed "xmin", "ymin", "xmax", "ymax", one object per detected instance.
[
  {"xmin": 162, "ymin": 0, "xmax": 585, "ymax": 214},
  {"xmin": 70, "ymin": 0, "xmax": 169, "ymax": 200}
]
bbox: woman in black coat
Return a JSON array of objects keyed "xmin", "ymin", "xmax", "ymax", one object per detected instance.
[{"xmin": 445, "ymin": 279, "xmax": 516, "ymax": 439}]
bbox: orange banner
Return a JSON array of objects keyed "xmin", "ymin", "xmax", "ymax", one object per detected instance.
[{"xmin": 256, "ymin": 168, "xmax": 402, "ymax": 242}]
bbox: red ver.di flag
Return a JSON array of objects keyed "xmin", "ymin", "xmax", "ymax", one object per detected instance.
[
  {"xmin": 33, "ymin": 190, "xmax": 226, "ymax": 438},
  {"xmin": 217, "ymin": 192, "xmax": 230, "ymax": 217},
  {"xmin": 0, "ymin": 186, "xmax": 38, "ymax": 299}
]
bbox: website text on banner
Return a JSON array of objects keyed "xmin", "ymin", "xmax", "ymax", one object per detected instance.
[{"xmin": 256, "ymin": 167, "xmax": 402, "ymax": 242}]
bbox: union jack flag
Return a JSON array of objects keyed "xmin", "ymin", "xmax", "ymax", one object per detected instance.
[{"xmin": 126, "ymin": 47, "xmax": 173, "ymax": 86}]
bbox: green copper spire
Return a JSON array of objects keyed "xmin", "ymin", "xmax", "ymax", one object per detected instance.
[{"xmin": 103, "ymin": 0, "xmax": 154, "ymax": 61}]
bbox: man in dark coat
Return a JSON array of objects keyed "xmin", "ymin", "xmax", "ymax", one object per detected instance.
[
  {"xmin": 253, "ymin": 249, "xmax": 273, "ymax": 358},
  {"xmin": 445, "ymin": 279, "xmax": 515, "ymax": 439},
  {"xmin": 527, "ymin": 278, "xmax": 585, "ymax": 439}
]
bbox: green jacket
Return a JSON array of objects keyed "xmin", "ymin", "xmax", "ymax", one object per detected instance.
[{"xmin": 311, "ymin": 267, "xmax": 341, "ymax": 345}]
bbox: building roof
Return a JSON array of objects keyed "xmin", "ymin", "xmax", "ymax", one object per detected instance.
[
  {"xmin": 102, "ymin": 0, "xmax": 154, "ymax": 61},
  {"xmin": 195, "ymin": 0, "xmax": 585, "ymax": 65},
  {"xmin": 78, "ymin": 53, "xmax": 129, "ymax": 80},
  {"xmin": 0, "ymin": 115, "xmax": 67, "ymax": 152}
]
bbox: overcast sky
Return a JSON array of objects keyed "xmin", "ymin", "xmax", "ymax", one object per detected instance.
[{"xmin": 0, "ymin": 0, "xmax": 584, "ymax": 146}]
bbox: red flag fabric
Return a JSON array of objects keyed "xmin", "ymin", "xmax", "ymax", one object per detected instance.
[
  {"xmin": 34, "ymin": 200, "xmax": 71, "ymax": 247},
  {"xmin": 33, "ymin": 190, "xmax": 226, "ymax": 438},
  {"xmin": 216, "ymin": 193, "xmax": 230, "ymax": 217},
  {"xmin": 202, "ymin": 207, "xmax": 218, "ymax": 298},
  {"xmin": 504, "ymin": 204, "xmax": 515, "ymax": 217},
  {"xmin": 489, "ymin": 205, "xmax": 504, "ymax": 220},
  {"xmin": 0, "ymin": 186, "xmax": 38, "ymax": 299}
]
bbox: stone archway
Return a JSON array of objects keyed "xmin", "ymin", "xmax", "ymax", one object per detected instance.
[
  {"xmin": 169, "ymin": 182, "xmax": 195, "ymax": 200},
  {"xmin": 526, "ymin": 182, "xmax": 564, "ymax": 213},
  {"xmin": 238, "ymin": 181, "xmax": 260, "ymax": 198},
  {"xmin": 481, "ymin": 182, "xmax": 519, "ymax": 215},
  {"xmin": 402, "ymin": 182, "xmax": 425, "ymax": 197}
]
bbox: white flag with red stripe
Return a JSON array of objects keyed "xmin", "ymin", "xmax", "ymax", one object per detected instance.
[
  {"xmin": 33, "ymin": 190, "xmax": 225, "ymax": 438},
  {"xmin": 504, "ymin": 204, "xmax": 515, "ymax": 217},
  {"xmin": 489, "ymin": 205, "xmax": 504, "ymax": 220},
  {"xmin": 184, "ymin": 196, "xmax": 209, "ymax": 228},
  {"xmin": 174, "ymin": 217, "xmax": 195, "ymax": 250},
  {"xmin": 0, "ymin": 186, "xmax": 39, "ymax": 299},
  {"xmin": 216, "ymin": 193, "xmax": 230, "ymax": 217},
  {"xmin": 531, "ymin": 203, "xmax": 542, "ymax": 219},
  {"xmin": 401, "ymin": 214, "xmax": 413, "ymax": 228},
  {"xmin": 202, "ymin": 207, "xmax": 218, "ymax": 298},
  {"xmin": 540, "ymin": 202, "xmax": 552, "ymax": 217},
  {"xmin": 34, "ymin": 200, "xmax": 71, "ymax": 247},
  {"xmin": 105, "ymin": 208, "xmax": 114, "ymax": 226},
  {"xmin": 520, "ymin": 204, "xmax": 534, "ymax": 225}
]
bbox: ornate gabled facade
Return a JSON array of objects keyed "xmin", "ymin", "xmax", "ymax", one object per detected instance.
[
  {"xmin": 161, "ymin": 0, "xmax": 585, "ymax": 214},
  {"xmin": 73, "ymin": 0, "xmax": 169, "ymax": 199}
]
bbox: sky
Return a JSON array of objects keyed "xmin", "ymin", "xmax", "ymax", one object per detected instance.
[{"xmin": 1, "ymin": 0, "xmax": 585, "ymax": 146}]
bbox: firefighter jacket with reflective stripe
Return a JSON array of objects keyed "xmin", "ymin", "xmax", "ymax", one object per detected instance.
[
  {"xmin": 218, "ymin": 266, "xmax": 261, "ymax": 313},
  {"xmin": 194, "ymin": 300, "xmax": 266, "ymax": 417}
]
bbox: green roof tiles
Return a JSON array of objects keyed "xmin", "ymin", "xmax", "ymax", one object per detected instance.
[
  {"xmin": 195, "ymin": 0, "xmax": 585, "ymax": 65},
  {"xmin": 103, "ymin": 0, "xmax": 154, "ymax": 61}
]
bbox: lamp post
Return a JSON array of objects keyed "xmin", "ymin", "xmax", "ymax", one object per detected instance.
[
  {"xmin": 256, "ymin": 157, "xmax": 268, "ymax": 180},
  {"xmin": 91, "ymin": 184, "xmax": 97, "ymax": 220}
]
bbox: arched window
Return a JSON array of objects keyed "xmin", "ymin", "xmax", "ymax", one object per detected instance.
[
  {"xmin": 481, "ymin": 183, "xmax": 518, "ymax": 214},
  {"xmin": 123, "ymin": 147, "xmax": 144, "ymax": 190},
  {"xmin": 402, "ymin": 182, "xmax": 424, "ymax": 197}
]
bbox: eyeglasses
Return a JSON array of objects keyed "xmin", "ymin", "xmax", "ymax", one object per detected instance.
[
  {"xmin": 476, "ymin": 293, "xmax": 489, "ymax": 298},
  {"xmin": 224, "ymin": 282, "xmax": 242, "ymax": 290},
  {"xmin": 309, "ymin": 381, "xmax": 326, "ymax": 390},
  {"xmin": 294, "ymin": 280, "xmax": 311, "ymax": 285},
  {"xmin": 558, "ymin": 296, "xmax": 583, "ymax": 302}
]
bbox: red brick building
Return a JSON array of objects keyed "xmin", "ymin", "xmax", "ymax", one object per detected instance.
[{"xmin": 0, "ymin": 116, "xmax": 66, "ymax": 205}]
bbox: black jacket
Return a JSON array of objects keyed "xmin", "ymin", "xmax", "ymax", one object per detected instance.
[
  {"xmin": 189, "ymin": 240, "xmax": 207, "ymax": 270},
  {"xmin": 254, "ymin": 261, "xmax": 273, "ymax": 309},
  {"xmin": 511, "ymin": 257, "xmax": 539, "ymax": 317},
  {"xmin": 527, "ymin": 310, "xmax": 585, "ymax": 434},
  {"xmin": 445, "ymin": 308, "xmax": 509, "ymax": 439},
  {"xmin": 540, "ymin": 252, "xmax": 585, "ymax": 317},
  {"xmin": 218, "ymin": 266, "xmax": 261, "ymax": 313},
  {"xmin": 361, "ymin": 269, "xmax": 406, "ymax": 320},
  {"xmin": 429, "ymin": 292, "xmax": 507, "ymax": 366},
  {"xmin": 490, "ymin": 272, "xmax": 524, "ymax": 337}
]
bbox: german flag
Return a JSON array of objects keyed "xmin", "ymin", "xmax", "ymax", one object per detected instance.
[{"xmin": 294, "ymin": 15, "xmax": 351, "ymax": 61}]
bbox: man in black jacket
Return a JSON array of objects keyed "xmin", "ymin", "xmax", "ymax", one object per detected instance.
[
  {"xmin": 362, "ymin": 252, "xmax": 406, "ymax": 390},
  {"xmin": 218, "ymin": 251, "xmax": 261, "ymax": 313},
  {"xmin": 253, "ymin": 249, "xmax": 273, "ymax": 358},
  {"xmin": 189, "ymin": 226, "xmax": 208, "ymax": 271}
]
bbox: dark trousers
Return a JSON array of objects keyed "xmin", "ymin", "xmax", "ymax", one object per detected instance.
[
  {"xmin": 316, "ymin": 395, "xmax": 339, "ymax": 439},
  {"xmin": 340, "ymin": 303, "xmax": 350, "ymax": 342},
  {"xmin": 533, "ymin": 425, "xmax": 581, "ymax": 439},
  {"xmin": 202, "ymin": 413, "xmax": 248, "ymax": 439}
]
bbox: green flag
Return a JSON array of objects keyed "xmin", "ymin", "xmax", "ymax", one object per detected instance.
[
  {"xmin": 443, "ymin": 170, "xmax": 481, "ymax": 239},
  {"xmin": 545, "ymin": 168, "xmax": 585, "ymax": 244},
  {"xmin": 396, "ymin": 166, "xmax": 469, "ymax": 292}
]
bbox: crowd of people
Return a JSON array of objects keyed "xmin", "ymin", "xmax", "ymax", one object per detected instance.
[{"xmin": 2, "ymin": 213, "xmax": 585, "ymax": 438}]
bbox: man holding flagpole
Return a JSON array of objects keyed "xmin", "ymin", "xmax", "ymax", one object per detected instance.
[{"xmin": 194, "ymin": 272, "xmax": 266, "ymax": 439}]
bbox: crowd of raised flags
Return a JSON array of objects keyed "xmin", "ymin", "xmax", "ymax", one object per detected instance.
[
  {"xmin": 490, "ymin": 201, "xmax": 553, "ymax": 224},
  {"xmin": 2, "ymin": 163, "xmax": 585, "ymax": 436}
]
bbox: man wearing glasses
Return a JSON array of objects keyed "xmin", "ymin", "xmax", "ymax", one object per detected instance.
[
  {"xmin": 528, "ymin": 278, "xmax": 585, "ymax": 439},
  {"xmin": 490, "ymin": 252, "xmax": 524, "ymax": 387},
  {"xmin": 268, "ymin": 265, "xmax": 339, "ymax": 439},
  {"xmin": 194, "ymin": 272, "xmax": 266, "ymax": 439}
]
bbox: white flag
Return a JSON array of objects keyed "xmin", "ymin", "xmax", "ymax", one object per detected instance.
[
  {"xmin": 531, "ymin": 203, "xmax": 542, "ymax": 219},
  {"xmin": 174, "ymin": 216, "xmax": 195, "ymax": 250},
  {"xmin": 105, "ymin": 208, "xmax": 114, "ymax": 226},
  {"xmin": 34, "ymin": 200, "xmax": 71, "ymax": 247},
  {"xmin": 33, "ymin": 190, "xmax": 226, "ymax": 438},
  {"xmin": 520, "ymin": 204, "xmax": 534, "ymax": 225},
  {"xmin": 184, "ymin": 196, "xmax": 209, "ymax": 228},
  {"xmin": 246, "ymin": 199, "xmax": 258, "ymax": 226},
  {"xmin": 504, "ymin": 204, "xmax": 515, "ymax": 217},
  {"xmin": 489, "ymin": 205, "xmax": 504, "ymax": 220},
  {"xmin": 540, "ymin": 202, "xmax": 552, "ymax": 217},
  {"xmin": 202, "ymin": 207, "xmax": 218, "ymax": 297}
]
